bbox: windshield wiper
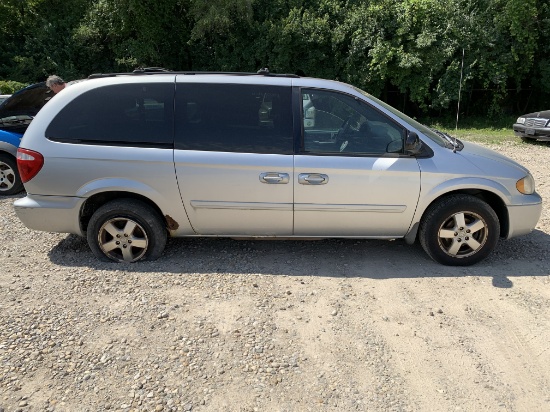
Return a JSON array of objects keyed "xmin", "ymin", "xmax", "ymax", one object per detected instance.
[{"xmin": 431, "ymin": 128, "xmax": 462, "ymax": 152}]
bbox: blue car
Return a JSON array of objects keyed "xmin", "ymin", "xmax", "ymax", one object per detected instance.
[
  {"xmin": 0, "ymin": 82, "xmax": 51, "ymax": 195},
  {"xmin": 0, "ymin": 129, "xmax": 24, "ymax": 194}
]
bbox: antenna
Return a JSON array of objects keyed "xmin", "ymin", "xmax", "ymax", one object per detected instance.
[{"xmin": 455, "ymin": 48, "xmax": 465, "ymax": 131}]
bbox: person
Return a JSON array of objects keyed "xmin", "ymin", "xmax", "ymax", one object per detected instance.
[{"xmin": 45, "ymin": 75, "xmax": 66, "ymax": 94}]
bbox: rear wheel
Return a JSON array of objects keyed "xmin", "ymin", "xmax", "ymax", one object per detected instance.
[
  {"xmin": 87, "ymin": 199, "xmax": 167, "ymax": 262},
  {"xmin": 419, "ymin": 195, "xmax": 500, "ymax": 266},
  {"xmin": 0, "ymin": 153, "xmax": 24, "ymax": 195}
]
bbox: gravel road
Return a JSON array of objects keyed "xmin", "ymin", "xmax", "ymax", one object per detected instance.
[{"xmin": 1, "ymin": 141, "xmax": 549, "ymax": 412}]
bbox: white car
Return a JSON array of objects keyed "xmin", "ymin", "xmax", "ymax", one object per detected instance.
[
  {"xmin": 13, "ymin": 70, "xmax": 542, "ymax": 265},
  {"xmin": 0, "ymin": 94, "xmax": 11, "ymax": 105}
]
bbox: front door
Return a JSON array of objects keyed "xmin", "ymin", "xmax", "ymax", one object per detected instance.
[{"xmin": 294, "ymin": 88, "xmax": 421, "ymax": 237}]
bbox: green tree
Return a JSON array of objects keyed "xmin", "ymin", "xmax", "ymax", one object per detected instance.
[
  {"xmin": 1, "ymin": 0, "xmax": 548, "ymax": 117},
  {"xmin": 75, "ymin": 0, "xmax": 194, "ymax": 72},
  {"xmin": 0, "ymin": 0, "xmax": 93, "ymax": 82}
]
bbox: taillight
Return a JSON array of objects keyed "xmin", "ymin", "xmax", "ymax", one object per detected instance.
[{"xmin": 17, "ymin": 148, "xmax": 44, "ymax": 183}]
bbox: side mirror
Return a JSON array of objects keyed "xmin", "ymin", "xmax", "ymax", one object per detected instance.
[
  {"xmin": 386, "ymin": 140, "xmax": 403, "ymax": 153},
  {"xmin": 405, "ymin": 131, "xmax": 422, "ymax": 155}
]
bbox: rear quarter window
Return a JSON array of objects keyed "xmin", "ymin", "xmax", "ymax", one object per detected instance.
[{"xmin": 45, "ymin": 83, "xmax": 174, "ymax": 147}]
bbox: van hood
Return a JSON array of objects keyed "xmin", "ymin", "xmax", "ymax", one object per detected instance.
[
  {"xmin": 459, "ymin": 141, "xmax": 530, "ymax": 177},
  {"xmin": 0, "ymin": 82, "xmax": 52, "ymax": 135}
]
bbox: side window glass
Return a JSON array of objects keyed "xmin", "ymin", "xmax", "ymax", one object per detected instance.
[
  {"xmin": 301, "ymin": 89, "xmax": 404, "ymax": 155},
  {"xmin": 45, "ymin": 83, "xmax": 174, "ymax": 147},
  {"xmin": 175, "ymin": 84, "xmax": 293, "ymax": 154}
]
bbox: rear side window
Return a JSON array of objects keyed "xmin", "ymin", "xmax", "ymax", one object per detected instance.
[
  {"xmin": 45, "ymin": 83, "xmax": 174, "ymax": 147},
  {"xmin": 175, "ymin": 84, "xmax": 293, "ymax": 154}
]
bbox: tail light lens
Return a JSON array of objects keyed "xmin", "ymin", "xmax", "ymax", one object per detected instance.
[{"xmin": 17, "ymin": 148, "xmax": 44, "ymax": 183}]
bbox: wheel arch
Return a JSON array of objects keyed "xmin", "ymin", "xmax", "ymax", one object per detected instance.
[
  {"xmin": 405, "ymin": 188, "xmax": 509, "ymax": 244},
  {"xmin": 0, "ymin": 144, "xmax": 18, "ymax": 158},
  {"xmin": 0, "ymin": 149, "xmax": 24, "ymax": 195},
  {"xmin": 0, "ymin": 149, "xmax": 16, "ymax": 161},
  {"xmin": 79, "ymin": 191, "xmax": 169, "ymax": 234}
]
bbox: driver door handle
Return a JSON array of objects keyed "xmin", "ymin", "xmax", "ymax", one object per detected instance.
[{"xmin": 298, "ymin": 173, "xmax": 329, "ymax": 185}]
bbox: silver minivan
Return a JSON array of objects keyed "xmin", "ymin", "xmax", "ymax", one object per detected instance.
[{"xmin": 14, "ymin": 71, "xmax": 542, "ymax": 265}]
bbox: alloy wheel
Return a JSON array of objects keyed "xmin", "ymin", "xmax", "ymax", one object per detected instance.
[
  {"xmin": 437, "ymin": 211, "xmax": 488, "ymax": 258},
  {"xmin": 97, "ymin": 217, "xmax": 149, "ymax": 262}
]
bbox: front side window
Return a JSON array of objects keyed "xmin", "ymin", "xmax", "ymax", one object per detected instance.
[
  {"xmin": 46, "ymin": 83, "xmax": 174, "ymax": 147},
  {"xmin": 301, "ymin": 89, "xmax": 405, "ymax": 155},
  {"xmin": 175, "ymin": 84, "xmax": 293, "ymax": 154}
]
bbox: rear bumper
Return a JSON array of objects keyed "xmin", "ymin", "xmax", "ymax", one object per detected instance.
[
  {"xmin": 14, "ymin": 194, "xmax": 84, "ymax": 235},
  {"xmin": 506, "ymin": 196, "xmax": 543, "ymax": 239}
]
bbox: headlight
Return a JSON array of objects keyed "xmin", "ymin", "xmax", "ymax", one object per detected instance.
[
  {"xmin": 516, "ymin": 174, "xmax": 535, "ymax": 194},
  {"xmin": 516, "ymin": 117, "xmax": 526, "ymax": 125}
]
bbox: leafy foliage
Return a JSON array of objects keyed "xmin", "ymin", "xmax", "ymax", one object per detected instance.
[
  {"xmin": 0, "ymin": 80, "xmax": 28, "ymax": 94},
  {"xmin": 0, "ymin": 0, "xmax": 548, "ymax": 118}
]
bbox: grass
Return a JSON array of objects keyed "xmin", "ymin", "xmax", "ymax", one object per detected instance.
[{"xmin": 421, "ymin": 115, "xmax": 522, "ymax": 145}]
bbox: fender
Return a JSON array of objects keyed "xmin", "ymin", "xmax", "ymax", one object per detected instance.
[
  {"xmin": 76, "ymin": 178, "xmax": 195, "ymax": 235},
  {"xmin": 0, "ymin": 131, "xmax": 22, "ymax": 157},
  {"xmin": 76, "ymin": 177, "xmax": 165, "ymax": 199},
  {"xmin": 404, "ymin": 176, "xmax": 513, "ymax": 244}
]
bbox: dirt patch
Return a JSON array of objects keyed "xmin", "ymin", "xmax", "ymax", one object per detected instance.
[{"xmin": 1, "ymin": 142, "xmax": 549, "ymax": 411}]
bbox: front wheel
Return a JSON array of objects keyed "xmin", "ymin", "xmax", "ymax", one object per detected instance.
[
  {"xmin": 419, "ymin": 195, "xmax": 500, "ymax": 266},
  {"xmin": 0, "ymin": 153, "xmax": 24, "ymax": 195},
  {"xmin": 87, "ymin": 199, "xmax": 167, "ymax": 263}
]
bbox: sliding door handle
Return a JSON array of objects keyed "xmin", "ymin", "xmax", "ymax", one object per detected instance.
[{"xmin": 260, "ymin": 172, "xmax": 290, "ymax": 184}]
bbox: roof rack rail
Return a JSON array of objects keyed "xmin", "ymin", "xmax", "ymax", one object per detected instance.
[
  {"xmin": 88, "ymin": 67, "xmax": 171, "ymax": 79},
  {"xmin": 132, "ymin": 67, "xmax": 171, "ymax": 73},
  {"xmin": 88, "ymin": 69, "xmax": 300, "ymax": 80}
]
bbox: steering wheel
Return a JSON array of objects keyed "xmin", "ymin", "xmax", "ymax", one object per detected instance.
[{"xmin": 336, "ymin": 117, "xmax": 354, "ymax": 152}]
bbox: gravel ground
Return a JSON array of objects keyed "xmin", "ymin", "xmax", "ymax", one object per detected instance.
[{"xmin": 1, "ymin": 141, "xmax": 549, "ymax": 412}]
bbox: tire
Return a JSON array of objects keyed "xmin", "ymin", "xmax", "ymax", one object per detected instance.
[
  {"xmin": 419, "ymin": 195, "xmax": 500, "ymax": 266},
  {"xmin": 87, "ymin": 199, "xmax": 167, "ymax": 263},
  {"xmin": 0, "ymin": 153, "xmax": 24, "ymax": 195}
]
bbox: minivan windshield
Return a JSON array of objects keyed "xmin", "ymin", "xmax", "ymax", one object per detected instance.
[{"xmin": 353, "ymin": 86, "xmax": 452, "ymax": 148}]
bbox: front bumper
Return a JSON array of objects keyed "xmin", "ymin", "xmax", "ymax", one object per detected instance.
[
  {"xmin": 505, "ymin": 195, "xmax": 543, "ymax": 239},
  {"xmin": 14, "ymin": 194, "xmax": 85, "ymax": 235},
  {"xmin": 513, "ymin": 124, "xmax": 550, "ymax": 141}
]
